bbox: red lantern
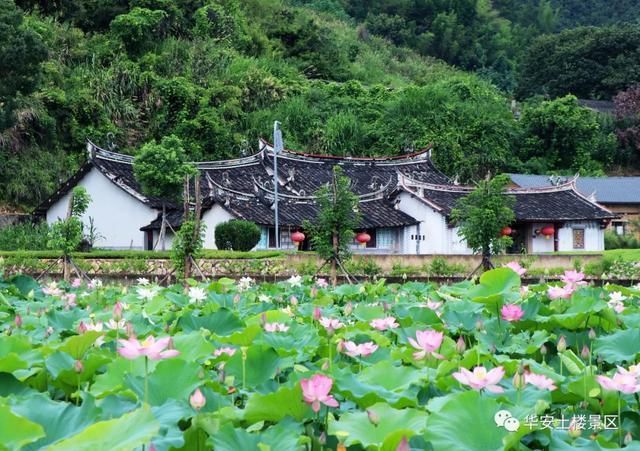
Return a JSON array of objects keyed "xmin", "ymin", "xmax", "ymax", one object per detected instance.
[
  {"xmin": 291, "ymin": 231, "xmax": 305, "ymax": 247},
  {"xmin": 541, "ymin": 225, "xmax": 554, "ymax": 240},
  {"xmin": 500, "ymin": 226, "xmax": 512, "ymax": 237},
  {"xmin": 356, "ymin": 232, "xmax": 371, "ymax": 247}
]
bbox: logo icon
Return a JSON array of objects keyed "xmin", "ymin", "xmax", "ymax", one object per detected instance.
[{"xmin": 495, "ymin": 410, "xmax": 520, "ymax": 432}]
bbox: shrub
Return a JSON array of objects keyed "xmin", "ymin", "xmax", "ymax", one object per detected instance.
[
  {"xmin": 605, "ymin": 230, "xmax": 640, "ymax": 249},
  {"xmin": 214, "ymin": 220, "xmax": 261, "ymax": 251},
  {"xmin": 0, "ymin": 221, "xmax": 51, "ymax": 250},
  {"xmin": 425, "ymin": 257, "xmax": 467, "ymax": 277}
]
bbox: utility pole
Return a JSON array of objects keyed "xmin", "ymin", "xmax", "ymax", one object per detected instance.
[{"xmin": 273, "ymin": 121, "xmax": 283, "ymax": 249}]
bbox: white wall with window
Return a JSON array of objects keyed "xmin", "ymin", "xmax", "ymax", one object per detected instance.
[{"xmin": 557, "ymin": 222, "xmax": 604, "ymax": 252}]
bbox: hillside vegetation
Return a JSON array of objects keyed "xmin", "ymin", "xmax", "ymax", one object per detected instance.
[{"xmin": 1, "ymin": 0, "xmax": 640, "ymax": 209}]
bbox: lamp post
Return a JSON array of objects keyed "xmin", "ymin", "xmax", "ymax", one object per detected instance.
[{"xmin": 273, "ymin": 121, "xmax": 283, "ymax": 249}]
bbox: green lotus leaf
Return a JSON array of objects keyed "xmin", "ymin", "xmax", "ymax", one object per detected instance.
[
  {"xmin": 172, "ymin": 332, "xmax": 215, "ymax": 362},
  {"xmin": 125, "ymin": 358, "xmax": 202, "ymax": 406},
  {"xmin": 8, "ymin": 393, "xmax": 101, "ymax": 450},
  {"xmin": 225, "ymin": 345, "xmax": 283, "ymax": 389},
  {"xmin": 328, "ymin": 402, "xmax": 427, "ymax": 448},
  {"xmin": 593, "ymin": 328, "xmax": 640, "ymax": 363},
  {"xmin": 424, "ymin": 390, "xmax": 507, "ymax": 451},
  {"xmin": 243, "ymin": 384, "xmax": 310, "ymax": 424},
  {"xmin": 212, "ymin": 418, "xmax": 304, "ymax": 451},
  {"xmin": 179, "ymin": 308, "xmax": 245, "ymax": 335},
  {"xmin": 467, "ymin": 268, "xmax": 521, "ymax": 307},
  {"xmin": 58, "ymin": 331, "xmax": 103, "ymax": 360},
  {"xmin": 0, "ymin": 402, "xmax": 45, "ymax": 450},
  {"xmin": 47, "ymin": 405, "xmax": 159, "ymax": 451}
]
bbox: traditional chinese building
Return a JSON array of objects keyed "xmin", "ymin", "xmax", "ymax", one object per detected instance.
[{"xmin": 35, "ymin": 140, "xmax": 616, "ymax": 254}]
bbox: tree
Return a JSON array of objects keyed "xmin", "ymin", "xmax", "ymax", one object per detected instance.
[
  {"xmin": 614, "ymin": 85, "xmax": 640, "ymax": 167},
  {"xmin": 0, "ymin": 0, "xmax": 47, "ymax": 128},
  {"xmin": 47, "ymin": 186, "xmax": 91, "ymax": 281},
  {"xmin": 451, "ymin": 174, "xmax": 515, "ymax": 271},
  {"xmin": 517, "ymin": 25, "xmax": 640, "ymax": 99},
  {"xmin": 303, "ymin": 166, "xmax": 360, "ymax": 285},
  {"xmin": 516, "ymin": 95, "xmax": 614, "ymax": 174},
  {"xmin": 378, "ymin": 76, "xmax": 517, "ymax": 182},
  {"xmin": 172, "ymin": 173, "xmax": 205, "ymax": 280},
  {"xmin": 133, "ymin": 135, "xmax": 194, "ymax": 250}
]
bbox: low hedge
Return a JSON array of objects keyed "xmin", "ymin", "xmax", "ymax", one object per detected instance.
[{"xmin": 0, "ymin": 249, "xmax": 287, "ymax": 260}]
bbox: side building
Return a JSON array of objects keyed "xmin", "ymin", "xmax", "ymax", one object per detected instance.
[{"xmin": 34, "ymin": 140, "xmax": 617, "ymax": 254}]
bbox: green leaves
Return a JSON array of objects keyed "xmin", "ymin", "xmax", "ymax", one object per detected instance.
[
  {"xmin": 329, "ymin": 402, "xmax": 427, "ymax": 448},
  {"xmin": 424, "ymin": 391, "xmax": 506, "ymax": 451},
  {"xmin": 593, "ymin": 328, "xmax": 640, "ymax": 363},
  {"xmin": 243, "ymin": 385, "xmax": 310, "ymax": 424},
  {"xmin": 47, "ymin": 406, "xmax": 160, "ymax": 451},
  {"xmin": 0, "ymin": 402, "xmax": 45, "ymax": 450}
]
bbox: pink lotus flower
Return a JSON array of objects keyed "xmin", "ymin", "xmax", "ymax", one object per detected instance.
[
  {"xmin": 547, "ymin": 285, "xmax": 574, "ymax": 300},
  {"xmin": 501, "ymin": 304, "xmax": 524, "ymax": 322},
  {"xmin": 504, "ymin": 261, "xmax": 526, "ymax": 276},
  {"xmin": 370, "ymin": 317, "xmax": 399, "ymax": 331},
  {"xmin": 106, "ymin": 319, "xmax": 126, "ymax": 330},
  {"xmin": 300, "ymin": 374, "xmax": 339, "ymax": 412},
  {"xmin": 597, "ymin": 371, "xmax": 640, "ymax": 394},
  {"xmin": 319, "ymin": 317, "xmax": 344, "ymax": 334},
  {"xmin": 42, "ymin": 282, "xmax": 62, "ymax": 297},
  {"xmin": 343, "ymin": 340, "xmax": 378, "ymax": 357},
  {"xmin": 561, "ymin": 270, "xmax": 587, "ymax": 288},
  {"xmin": 213, "ymin": 347, "xmax": 236, "ymax": 357},
  {"xmin": 113, "ymin": 301, "xmax": 124, "ymax": 320},
  {"xmin": 14, "ymin": 314, "xmax": 22, "ymax": 328},
  {"xmin": 71, "ymin": 278, "xmax": 82, "ymax": 288},
  {"xmin": 190, "ymin": 388, "xmax": 206, "ymax": 410},
  {"xmin": 524, "ymin": 372, "xmax": 557, "ymax": 390},
  {"xmin": 313, "ymin": 307, "xmax": 322, "ymax": 321},
  {"xmin": 264, "ymin": 322, "xmax": 289, "ymax": 333},
  {"xmin": 452, "ymin": 366, "xmax": 505, "ymax": 392},
  {"xmin": 408, "ymin": 330, "xmax": 444, "ymax": 360},
  {"xmin": 316, "ymin": 278, "xmax": 328, "ymax": 288},
  {"xmin": 117, "ymin": 336, "xmax": 181, "ymax": 360},
  {"xmin": 425, "ymin": 300, "xmax": 443, "ymax": 311}
]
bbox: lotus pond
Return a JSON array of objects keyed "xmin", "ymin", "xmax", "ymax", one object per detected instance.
[{"xmin": 1, "ymin": 266, "xmax": 640, "ymax": 450}]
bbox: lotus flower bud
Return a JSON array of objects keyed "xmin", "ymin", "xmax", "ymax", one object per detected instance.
[
  {"xmin": 456, "ymin": 336, "xmax": 466, "ymax": 353},
  {"xmin": 581, "ymin": 345, "xmax": 590, "ymax": 359},
  {"xmin": 568, "ymin": 418, "xmax": 582, "ymax": 438},
  {"xmin": 336, "ymin": 339, "xmax": 345, "ymax": 353},
  {"xmin": 513, "ymin": 372, "xmax": 525, "ymax": 389},
  {"xmin": 475, "ymin": 319, "xmax": 484, "ymax": 331},
  {"xmin": 321, "ymin": 360, "xmax": 329, "ymax": 371},
  {"xmin": 14, "ymin": 314, "xmax": 22, "ymax": 328},
  {"xmin": 310, "ymin": 287, "xmax": 318, "ymax": 298},
  {"xmin": 45, "ymin": 326, "xmax": 54, "ymax": 337},
  {"xmin": 367, "ymin": 408, "xmax": 380, "ymax": 425},
  {"xmin": 74, "ymin": 360, "xmax": 84, "ymax": 373},
  {"xmin": 113, "ymin": 301, "xmax": 123, "ymax": 320},
  {"xmin": 588, "ymin": 328, "xmax": 596, "ymax": 340},
  {"xmin": 557, "ymin": 336, "xmax": 567, "ymax": 352},
  {"xmin": 190, "ymin": 388, "xmax": 206, "ymax": 410},
  {"xmin": 233, "ymin": 294, "xmax": 241, "ymax": 304},
  {"xmin": 540, "ymin": 344, "xmax": 547, "ymax": 356},
  {"xmin": 260, "ymin": 313, "xmax": 267, "ymax": 325},
  {"xmin": 624, "ymin": 432, "xmax": 633, "ymax": 445},
  {"xmin": 383, "ymin": 302, "xmax": 390, "ymax": 312},
  {"xmin": 126, "ymin": 322, "xmax": 135, "ymax": 337},
  {"xmin": 344, "ymin": 302, "xmax": 353, "ymax": 316},
  {"xmin": 396, "ymin": 436, "xmax": 410, "ymax": 451},
  {"xmin": 319, "ymin": 432, "xmax": 326, "ymax": 445},
  {"xmin": 313, "ymin": 307, "xmax": 322, "ymax": 321},
  {"xmin": 77, "ymin": 321, "xmax": 87, "ymax": 334},
  {"xmin": 290, "ymin": 296, "xmax": 298, "ymax": 306}
]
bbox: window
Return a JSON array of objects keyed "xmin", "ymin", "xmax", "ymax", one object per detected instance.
[
  {"xmin": 612, "ymin": 221, "xmax": 626, "ymax": 236},
  {"xmin": 377, "ymin": 228, "xmax": 396, "ymax": 249},
  {"xmin": 572, "ymin": 228, "xmax": 585, "ymax": 249}
]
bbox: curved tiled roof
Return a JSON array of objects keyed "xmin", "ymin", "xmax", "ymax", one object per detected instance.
[{"xmin": 398, "ymin": 175, "xmax": 617, "ymax": 222}]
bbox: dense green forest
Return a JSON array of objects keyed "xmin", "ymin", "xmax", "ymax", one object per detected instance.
[{"xmin": 1, "ymin": 0, "xmax": 640, "ymax": 209}]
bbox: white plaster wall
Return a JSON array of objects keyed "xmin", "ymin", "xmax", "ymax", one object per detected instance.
[
  {"xmin": 396, "ymin": 192, "xmax": 472, "ymax": 254},
  {"xmin": 557, "ymin": 222, "xmax": 604, "ymax": 252},
  {"xmin": 200, "ymin": 204, "xmax": 236, "ymax": 249},
  {"xmin": 530, "ymin": 223, "xmax": 555, "ymax": 253},
  {"xmin": 46, "ymin": 168, "xmax": 158, "ymax": 249},
  {"xmin": 151, "ymin": 230, "xmax": 175, "ymax": 250}
]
